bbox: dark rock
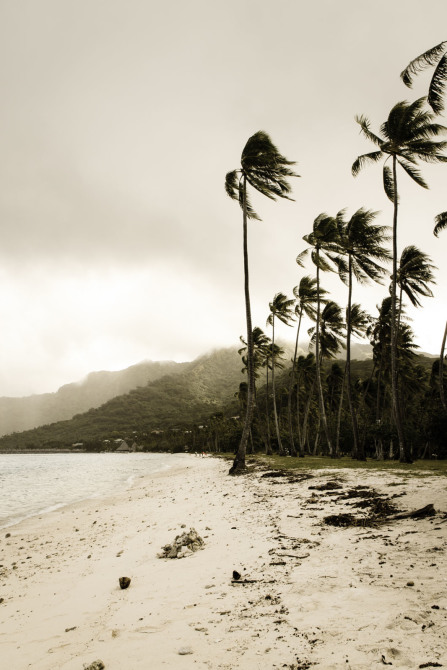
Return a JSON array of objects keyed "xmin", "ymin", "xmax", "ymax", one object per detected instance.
[
  {"xmin": 119, "ymin": 577, "xmax": 131, "ymax": 589},
  {"xmin": 83, "ymin": 661, "xmax": 105, "ymax": 670},
  {"xmin": 232, "ymin": 570, "xmax": 241, "ymax": 580}
]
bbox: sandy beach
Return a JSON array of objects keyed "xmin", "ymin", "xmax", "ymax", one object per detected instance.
[{"xmin": 1, "ymin": 455, "xmax": 446, "ymax": 669}]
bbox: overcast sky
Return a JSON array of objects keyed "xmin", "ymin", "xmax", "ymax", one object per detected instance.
[{"xmin": 1, "ymin": 0, "xmax": 446, "ymax": 397}]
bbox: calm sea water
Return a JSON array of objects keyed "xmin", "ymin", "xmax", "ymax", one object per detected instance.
[{"xmin": 0, "ymin": 452, "xmax": 187, "ymax": 529}]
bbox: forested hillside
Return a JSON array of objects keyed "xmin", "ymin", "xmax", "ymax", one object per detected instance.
[
  {"xmin": 0, "ymin": 347, "xmax": 244, "ymax": 450},
  {"xmin": 0, "ymin": 360, "xmax": 189, "ymax": 437}
]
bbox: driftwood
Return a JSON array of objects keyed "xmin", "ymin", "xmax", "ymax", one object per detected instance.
[{"xmin": 386, "ymin": 504, "xmax": 436, "ymax": 521}]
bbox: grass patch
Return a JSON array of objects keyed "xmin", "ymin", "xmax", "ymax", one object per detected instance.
[{"xmin": 215, "ymin": 453, "xmax": 447, "ymax": 476}]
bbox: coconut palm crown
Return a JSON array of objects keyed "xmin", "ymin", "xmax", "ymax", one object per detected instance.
[
  {"xmin": 401, "ymin": 41, "xmax": 447, "ymax": 114},
  {"xmin": 352, "ymin": 97, "xmax": 447, "ymax": 199}
]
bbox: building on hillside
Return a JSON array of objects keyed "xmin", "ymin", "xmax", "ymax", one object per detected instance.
[{"xmin": 115, "ymin": 440, "xmax": 134, "ymax": 452}]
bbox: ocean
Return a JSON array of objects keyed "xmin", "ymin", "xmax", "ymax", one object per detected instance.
[{"xmin": 0, "ymin": 452, "xmax": 186, "ymax": 529}]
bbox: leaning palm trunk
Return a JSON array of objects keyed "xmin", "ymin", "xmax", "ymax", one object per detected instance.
[
  {"xmin": 391, "ymin": 157, "xmax": 411, "ymax": 463},
  {"xmin": 287, "ymin": 310, "xmax": 302, "ymax": 456},
  {"xmin": 300, "ymin": 377, "xmax": 316, "ymax": 454},
  {"xmin": 346, "ymin": 257, "xmax": 363, "ymax": 459},
  {"xmin": 230, "ymin": 178, "xmax": 254, "ymax": 473},
  {"xmin": 271, "ymin": 317, "xmax": 284, "ymax": 455},
  {"xmin": 335, "ymin": 367, "xmax": 346, "ymax": 457},
  {"xmin": 265, "ymin": 366, "xmax": 272, "ymax": 454},
  {"xmin": 315, "ymin": 256, "xmax": 333, "ymax": 455},
  {"xmin": 440, "ymin": 321, "xmax": 447, "ymax": 412}
]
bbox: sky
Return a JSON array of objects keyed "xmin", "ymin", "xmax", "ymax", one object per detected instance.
[{"xmin": 1, "ymin": 0, "xmax": 447, "ymax": 397}]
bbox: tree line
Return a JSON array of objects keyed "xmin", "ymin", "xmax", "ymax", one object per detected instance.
[{"xmin": 225, "ymin": 41, "xmax": 447, "ymax": 473}]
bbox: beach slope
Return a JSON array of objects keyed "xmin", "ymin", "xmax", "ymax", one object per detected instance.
[{"xmin": 0, "ymin": 456, "xmax": 446, "ymax": 669}]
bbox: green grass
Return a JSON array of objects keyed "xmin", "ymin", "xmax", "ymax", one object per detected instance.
[{"xmin": 216, "ymin": 453, "xmax": 447, "ymax": 476}]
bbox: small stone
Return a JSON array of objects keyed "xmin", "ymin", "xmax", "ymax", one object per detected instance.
[
  {"xmin": 406, "ymin": 581, "xmax": 415, "ymax": 587},
  {"xmin": 5, "ymin": 533, "xmax": 11, "ymax": 538},
  {"xmin": 178, "ymin": 647, "xmax": 193, "ymax": 655},
  {"xmin": 119, "ymin": 577, "xmax": 131, "ymax": 589},
  {"xmin": 233, "ymin": 570, "xmax": 241, "ymax": 580}
]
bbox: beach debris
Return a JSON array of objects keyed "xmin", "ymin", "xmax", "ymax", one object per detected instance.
[
  {"xmin": 158, "ymin": 527, "xmax": 204, "ymax": 559},
  {"xmin": 388, "ymin": 504, "xmax": 436, "ymax": 520},
  {"xmin": 419, "ymin": 663, "xmax": 443, "ymax": 668},
  {"xmin": 178, "ymin": 646, "xmax": 193, "ymax": 655},
  {"xmin": 232, "ymin": 570, "xmax": 241, "ymax": 580},
  {"xmin": 119, "ymin": 577, "xmax": 131, "ymax": 589},
  {"xmin": 309, "ymin": 481, "xmax": 343, "ymax": 491},
  {"xmin": 5, "ymin": 533, "xmax": 11, "ymax": 538},
  {"xmin": 65, "ymin": 626, "xmax": 77, "ymax": 632},
  {"xmin": 324, "ymin": 513, "xmax": 372, "ymax": 527},
  {"xmin": 83, "ymin": 661, "xmax": 105, "ymax": 670},
  {"xmin": 407, "ymin": 581, "xmax": 415, "ymax": 587}
]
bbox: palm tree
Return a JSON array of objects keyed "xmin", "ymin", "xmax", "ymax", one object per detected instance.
[
  {"xmin": 395, "ymin": 245, "xmax": 436, "ymax": 329},
  {"xmin": 225, "ymin": 131, "xmax": 298, "ymax": 474},
  {"xmin": 263, "ymin": 340, "xmax": 286, "ymax": 455},
  {"xmin": 440, "ymin": 321, "xmax": 447, "ymax": 412},
  {"xmin": 239, "ymin": 326, "xmax": 272, "ymax": 453},
  {"xmin": 352, "ymin": 98, "xmax": 447, "ymax": 463},
  {"xmin": 266, "ymin": 292, "xmax": 295, "ymax": 455},
  {"xmin": 295, "ymin": 352, "xmax": 316, "ymax": 455},
  {"xmin": 297, "ymin": 214, "xmax": 341, "ymax": 455},
  {"xmin": 334, "ymin": 208, "xmax": 390, "ymax": 459},
  {"xmin": 287, "ymin": 275, "xmax": 326, "ymax": 456},
  {"xmin": 401, "ymin": 41, "xmax": 447, "ymax": 114},
  {"xmin": 308, "ymin": 300, "xmax": 346, "ymax": 455}
]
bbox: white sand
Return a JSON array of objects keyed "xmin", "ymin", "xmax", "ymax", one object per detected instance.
[{"xmin": 0, "ymin": 455, "xmax": 446, "ymax": 669}]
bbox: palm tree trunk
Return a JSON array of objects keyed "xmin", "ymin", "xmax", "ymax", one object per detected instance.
[
  {"xmin": 230, "ymin": 176, "xmax": 255, "ymax": 474},
  {"xmin": 265, "ymin": 366, "xmax": 272, "ymax": 454},
  {"xmin": 440, "ymin": 320, "xmax": 447, "ymax": 412},
  {"xmin": 315, "ymin": 254, "xmax": 333, "ymax": 455},
  {"xmin": 287, "ymin": 310, "xmax": 302, "ymax": 457},
  {"xmin": 391, "ymin": 156, "xmax": 411, "ymax": 463},
  {"xmin": 271, "ymin": 317, "xmax": 284, "ymax": 455},
  {"xmin": 301, "ymin": 377, "xmax": 316, "ymax": 454},
  {"xmin": 346, "ymin": 256, "xmax": 363, "ymax": 459},
  {"xmin": 335, "ymin": 367, "xmax": 346, "ymax": 457}
]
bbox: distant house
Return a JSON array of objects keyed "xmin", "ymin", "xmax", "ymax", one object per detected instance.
[{"xmin": 115, "ymin": 440, "xmax": 133, "ymax": 452}]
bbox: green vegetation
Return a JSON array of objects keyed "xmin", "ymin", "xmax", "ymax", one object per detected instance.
[{"xmin": 2, "ymin": 46, "xmax": 447, "ymax": 466}]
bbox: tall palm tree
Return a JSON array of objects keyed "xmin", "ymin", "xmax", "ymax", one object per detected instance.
[
  {"xmin": 266, "ymin": 292, "xmax": 295, "ymax": 455},
  {"xmin": 225, "ymin": 131, "xmax": 298, "ymax": 474},
  {"xmin": 401, "ymin": 41, "xmax": 447, "ymax": 114},
  {"xmin": 352, "ymin": 98, "xmax": 447, "ymax": 463},
  {"xmin": 395, "ymin": 245, "xmax": 436, "ymax": 329},
  {"xmin": 287, "ymin": 275, "xmax": 326, "ymax": 456},
  {"xmin": 297, "ymin": 214, "xmax": 341, "ymax": 454},
  {"xmin": 334, "ymin": 208, "xmax": 390, "ymax": 459}
]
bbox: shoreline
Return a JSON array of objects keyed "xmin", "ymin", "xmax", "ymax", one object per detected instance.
[{"xmin": 0, "ymin": 456, "xmax": 446, "ymax": 669}]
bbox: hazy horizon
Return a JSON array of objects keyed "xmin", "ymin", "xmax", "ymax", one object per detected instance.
[{"xmin": 1, "ymin": 1, "xmax": 446, "ymax": 397}]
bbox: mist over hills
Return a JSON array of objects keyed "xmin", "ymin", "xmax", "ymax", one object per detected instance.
[
  {"xmin": 0, "ymin": 360, "xmax": 188, "ymax": 437},
  {"xmin": 0, "ymin": 348, "xmax": 245, "ymax": 448},
  {"xmin": 0, "ymin": 340, "xmax": 435, "ymax": 449}
]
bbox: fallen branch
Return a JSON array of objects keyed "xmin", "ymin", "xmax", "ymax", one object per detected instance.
[{"xmin": 386, "ymin": 504, "xmax": 436, "ymax": 521}]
